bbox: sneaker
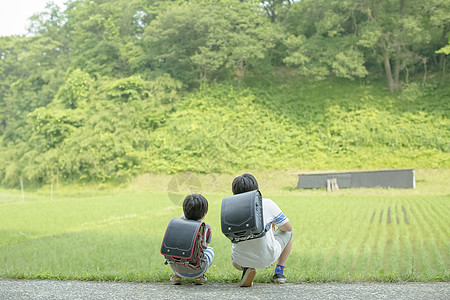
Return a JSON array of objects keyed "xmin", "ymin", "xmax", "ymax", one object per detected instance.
[
  {"xmin": 273, "ymin": 273, "xmax": 286, "ymax": 284},
  {"xmin": 194, "ymin": 274, "xmax": 207, "ymax": 285},
  {"xmin": 240, "ymin": 267, "xmax": 256, "ymax": 287},
  {"xmin": 170, "ymin": 274, "xmax": 182, "ymax": 285}
]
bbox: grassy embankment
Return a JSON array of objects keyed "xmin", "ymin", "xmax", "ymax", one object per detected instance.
[
  {"xmin": 144, "ymin": 76, "xmax": 449, "ymax": 174},
  {"xmin": 3, "ymin": 75, "xmax": 447, "ymax": 186}
]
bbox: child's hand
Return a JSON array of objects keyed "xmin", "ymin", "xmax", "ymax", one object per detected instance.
[{"xmin": 266, "ymin": 262, "xmax": 275, "ymax": 269}]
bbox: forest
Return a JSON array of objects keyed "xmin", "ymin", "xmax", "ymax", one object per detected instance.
[{"xmin": 0, "ymin": 0, "xmax": 449, "ymax": 187}]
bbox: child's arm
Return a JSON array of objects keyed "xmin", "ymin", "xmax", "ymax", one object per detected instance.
[
  {"xmin": 277, "ymin": 220, "xmax": 293, "ymax": 231},
  {"xmin": 269, "ymin": 200, "xmax": 292, "ymax": 231},
  {"xmin": 273, "ymin": 218, "xmax": 292, "ymax": 231}
]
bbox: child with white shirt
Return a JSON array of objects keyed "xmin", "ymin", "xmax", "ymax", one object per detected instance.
[{"xmin": 229, "ymin": 173, "xmax": 293, "ymax": 287}]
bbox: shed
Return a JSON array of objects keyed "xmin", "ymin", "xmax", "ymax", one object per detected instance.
[{"xmin": 297, "ymin": 169, "xmax": 415, "ymax": 189}]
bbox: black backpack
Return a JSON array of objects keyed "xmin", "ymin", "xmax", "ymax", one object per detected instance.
[
  {"xmin": 221, "ymin": 190, "xmax": 271, "ymax": 243},
  {"xmin": 160, "ymin": 218, "xmax": 206, "ymax": 267}
]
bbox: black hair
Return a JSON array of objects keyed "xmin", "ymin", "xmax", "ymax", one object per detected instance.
[
  {"xmin": 183, "ymin": 194, "xmax": 209, "ymax": 221},
  {"xmin": 232, "ymin": 173, "xmax": 259, "ymax": 195}
]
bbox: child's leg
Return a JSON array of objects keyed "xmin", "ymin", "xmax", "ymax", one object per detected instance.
[
  {"xmin": 194, "ymin": 247, "xmax": 214, "ymax": 285},
  {"xmin": 274, "ymin": 229, "xmax": 293, "ymax": 265},
  {"xmin": 273, "ymin": 229, "xmax": 293, "ymax": 283},
  {"xmin": 170, "ymin": 247, "xmax": 214, "ymax": 285},
  {"xmin": 277, "ymin": 238, "xmax": 293, "ymax": 266}
]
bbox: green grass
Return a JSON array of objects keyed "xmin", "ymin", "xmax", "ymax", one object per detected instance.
[{"xmin": 0, "ymin": 170, "xmax": 449, "ymax": 282}]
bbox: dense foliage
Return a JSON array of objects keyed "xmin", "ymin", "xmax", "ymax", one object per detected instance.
[{"xmin": 0, "ymin": 0, "xmax": 449, "ymax": 186}]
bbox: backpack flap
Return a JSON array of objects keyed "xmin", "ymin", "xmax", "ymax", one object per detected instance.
[
  {"xmin": 161, "ymin": 218, "xmax": 205, "ymax": 261},
  {"xmin": 221, "ymin": 190, "xmax": 265, "ymax": 243}
]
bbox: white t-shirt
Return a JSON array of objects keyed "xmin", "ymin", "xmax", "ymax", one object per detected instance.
[{"xmin": 231, "ymin": 198, "xmax": 289, "ymax": 269}]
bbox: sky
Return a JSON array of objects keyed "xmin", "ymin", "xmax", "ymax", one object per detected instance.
[{"xmin": 0, "ymin": 0, "xmax": 67, "ymax": 36}]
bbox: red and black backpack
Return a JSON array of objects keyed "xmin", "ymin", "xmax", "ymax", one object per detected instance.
[{"xmin": 160, "ymin": 218, "xmax": 206, "ymax": 267}]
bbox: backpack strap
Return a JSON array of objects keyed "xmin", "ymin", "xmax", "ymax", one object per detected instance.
[
  {"xmin": 264, "ymin": 221, "xmax": 272, "ymax": 233},
  {"xmin": 230, "ymin": 222, "xmax": 272, "ymax": 243}
]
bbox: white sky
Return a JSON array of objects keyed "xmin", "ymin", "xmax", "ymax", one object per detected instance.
[{"xmin": 0, "ymin": 0, "xmax": 67, "ymax": 36}]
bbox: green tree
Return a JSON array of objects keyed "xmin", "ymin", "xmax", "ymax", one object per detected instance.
[
  {"xmin": 0, "ymin": 36, "xmax": 24, "ymax": 131},
  {"xmin": 260, "ymin": 0, "xmax": 294, "ymax": 23},
  {"xmin": 0, "ymin": 2, "xmax": 70, "ymax": 137},
  {"xmin": 283, "ymin": 0, "xmax": 368, "ymax": 80},
  {"xmin": 0, "ymin": 35, "xmax": 66, "ymax": 143},
  {"xmin": 283, "ymin": 0, "xmax": 446, "ymax": 91},
  {"xmin": 425, "ymin": 0, "xmax": 450, "ymax": 77},
  {"xmin": 436, "ymin": 35, "xmax": 450, "ymax": 55},
  {"xmin": 56, "ymin": 69, "xmax": 93, "ymax": 109},
  {"xmin": 355, "ymin": 0, "xmax": 448, "ymax": 90},
  {"xmin": 63, "ymin": 0, "xmax": 149, "ymax": 77},
  {"xmin": 143, "ymin": 0, "xmax": 280, "ymax": 87}
]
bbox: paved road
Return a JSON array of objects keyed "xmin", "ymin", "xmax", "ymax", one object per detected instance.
[{"xmin": 0, "ymin": 280, "xmax": 448, "ymax": 300}]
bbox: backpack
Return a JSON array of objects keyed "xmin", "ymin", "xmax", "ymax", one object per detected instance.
[
  {"xmin": 160, "ymin": 218, "xmax": 206, "ymax": 267},
  {"xmin": 221, "ymin": 190, "xmax": 271, "ymax": 243}
]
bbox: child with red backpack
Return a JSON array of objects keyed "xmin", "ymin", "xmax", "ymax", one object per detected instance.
[{"xmin": 161, "ymin": 194, "xmax": 214, "ymax": 285}]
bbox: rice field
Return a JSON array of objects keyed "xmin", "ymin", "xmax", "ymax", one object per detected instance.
[
  {"xmin": 279, "ymin": 193, "xmax": 449, "ymax": 282},
  {"xmin": 0, "ymin": 170, "xmax": 448, "ymax": 282}
]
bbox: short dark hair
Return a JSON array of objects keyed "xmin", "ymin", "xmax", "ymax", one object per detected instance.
[
  {"xmin": 183, "ymin": 194, "xmax": 209, "ymax": 221},
  {"xmin": 232, "ymin": 173, "xmax": 259, "ymax": 195}
]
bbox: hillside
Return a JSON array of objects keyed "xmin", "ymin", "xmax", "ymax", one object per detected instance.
[
  {"xmin": 148, "ymin": 74, "xmax": 450, "ymax": 173},
  {"xmin": 1, "ymin": 0, "xmax": 449, "ymax": 187},
  {"xmin": 1, "ymin": 72, "xmax": 448, "ymax": 187}
]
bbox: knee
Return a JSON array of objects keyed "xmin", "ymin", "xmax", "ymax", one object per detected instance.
[{"xmin": 288, "ymin": 230, "xmax": 293, "ymax": 241}]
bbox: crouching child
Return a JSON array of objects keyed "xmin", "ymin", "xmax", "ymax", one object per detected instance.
[
  {"xmin": 161, "ymin": 194, "xmax": 214, "ymax": 285},
  {"xmin": 222, "ymin": 174, "xmax": 293, "ymax": 287}
]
